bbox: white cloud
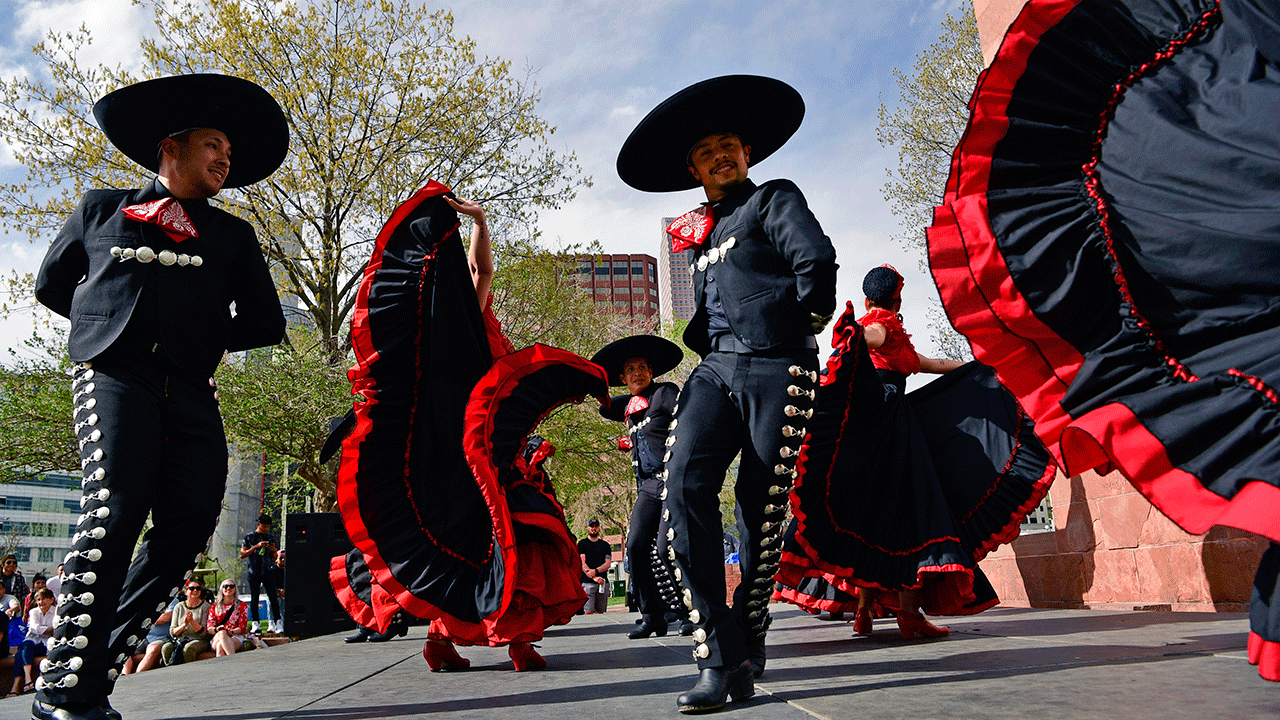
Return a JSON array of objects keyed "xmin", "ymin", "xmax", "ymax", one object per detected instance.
[{"xmin": 13, "ymin": 0, "xmax": 152, "ymax": 73}]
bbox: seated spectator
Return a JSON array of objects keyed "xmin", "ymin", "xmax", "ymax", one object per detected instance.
[
  {"xmin": 207, "ymin": 580, "xmax": 249, "ymax": 657},
  {"xmin": 22, "ymin": 574, "xmax": 46, "ymax": 616},
  {"xmin": 165, "ymin": 578, "xmax": 214, "ymax": 665},
  {"xmin": 9, "ymin": 588, "xmax": 54, "ymax": 696},
  {"xmin": 0, "ymin": 583, "xmax": 19, "ymax": 661},
  {"xmin": 123, "ymin": 595, "xmax": 180, "ymax": 674}
]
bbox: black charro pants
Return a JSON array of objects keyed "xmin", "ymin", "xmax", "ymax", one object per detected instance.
[
  {"xmin": 665, "ymin": 350, "xmax": 819, "ymax": 670},
  {"xmin": 247, "ymin": 572, "xmax": 280, "ymax": 623},
  {"xmin": 38, "ymin": 356, "xmax": 226, "ymax": 707},
  {"xmin": 627, "ymin": 477, "xmax": 666, "ymax": 622}
]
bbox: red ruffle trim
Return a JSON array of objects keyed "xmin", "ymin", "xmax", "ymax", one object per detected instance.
[
  {"xmin": 329, "ymin": 553, "xmax": 377, "ymax": 630},
  {"xmin": 771, "ymin": 585, "xmax": 858, "ymax": 615},
  {"xmin": 432, "ymin": 511, "xmax": 586, "ymax": 647},
  {"xmin": 1249, "ymin": 632, "xmax": 1280, "ymax": 682}
]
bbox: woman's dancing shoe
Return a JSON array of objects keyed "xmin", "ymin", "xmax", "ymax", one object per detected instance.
[
  {"xmin": 508, "ymin": 641, "xmax": 547, "ymax": 671},
  {"xmin": 897, "ymin": 611, "xmax": 949, "ymax": 639},
  {"xmin": 676, "ymin": 661, "xmax": 755, "ymax": 714},
  {"xmin": 852, "ymin": 608, "xmax": 873, "ymax": 636},
  {"xmin": 423, "ymin": 639, "xmax": 471, "ymax": 672}
]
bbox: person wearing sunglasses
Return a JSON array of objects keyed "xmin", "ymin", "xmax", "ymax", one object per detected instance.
[
  {"xmin": 165, "ymin": 580, "xmax": 212, "ymax": 665},
  {"xmin": 206, "ymin": 581, "xmax": 248, "ymax": 657}
]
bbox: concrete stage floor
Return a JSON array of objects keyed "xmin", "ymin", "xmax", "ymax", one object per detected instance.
[{"xmin": 2, "ymin": 605, "xmax": 1275, "ymax": 719}]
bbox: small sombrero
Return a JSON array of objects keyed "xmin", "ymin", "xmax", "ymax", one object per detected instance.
[
  {"xmin": 616, "ymin": 75, "xmax": 804, "ymax": 193},
  {"xmin": 590, "ymin": 335, "xmax": 684, "ymax": 387},
  {"xmin": 93, "ymin": 74, "xmax": 289, "ymax": 188}
]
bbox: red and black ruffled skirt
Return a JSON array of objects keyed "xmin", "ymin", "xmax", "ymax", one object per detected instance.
[
  {"xmin": 777, "ymin": 307, "xmax": 1055, "ymax": 616},
  {"xmin": 328, "ymin": 182, "xmax": 606, "ymax": 646},
  {"xmin": 926, "ymin": 0, "xmax": 1280, "ymax": 678}
]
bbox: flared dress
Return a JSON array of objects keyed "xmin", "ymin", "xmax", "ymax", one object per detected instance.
[
  {"xmin": 327, "ymin": 181, "xmax": 607, "ymax": 647},
  {"xmin": 776, "ymin": 305, "xmax": 1055, "ymax": 616},
  {"xmin": 925, "ymin": 0, "xmax": 1280, "ymax": 678}
]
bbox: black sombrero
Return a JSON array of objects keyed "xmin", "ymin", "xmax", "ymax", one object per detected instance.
[
  {"xmin": 590, "ymin": 335, "xmax": 683, "ymax": 386},
  {"xmin": 93, "ymin": 74, "xmax": 289, "ymax": 188},
  {"xmin": 616, "ymin": 75, "xmax": 804, "ymax": 193}
]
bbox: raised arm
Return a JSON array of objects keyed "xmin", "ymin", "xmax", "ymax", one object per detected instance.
[
  {"xmin": 446, "ymin": 197, "xmax": 492, "ymax": 304},
  {"xmin": 917, "ymin": 354, "xmax": 964, "ymax": 374}
]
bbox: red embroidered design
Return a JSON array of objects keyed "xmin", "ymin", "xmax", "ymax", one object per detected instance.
[
  {"xmin": 617, "ymin": 436, "xmax": 633, "ymax": 452},
  {"xmin": 122, "ymin": 198, "xmax": 199, "ymax": 243},
  {"xmin": 1081, "ymin": 5, "xmax": 1217, "ymax": 385},
  {"xmin": 666, "ymin": 206, "xmax": 715, "ymax": 252},
  {"xmin": 625, "ymin": 395, "xmax": 650, "ymax": 416}
]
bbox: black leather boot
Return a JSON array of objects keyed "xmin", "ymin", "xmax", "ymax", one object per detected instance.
[
  {"xmin": 31, "ymin": 699, "xmax": 112, "ymax": 720},
  {"xmin": 747, "ymin": 642, "xmax": 766, "ymax": 679},
  {"xmin": 678, "ymin": 619, "xmax": 697, "ymax": 636},
  {"xmin": 344, "ymin": 626, "xmax": 374, "ymax": 643},
  {"xmin": 628, "ymin": 615, "xmax": 669, "ymax": 639},
  {"xmin": 368, "ymin": 614, "xmax": 409, "ymax": 642},
  {"xmin": 675, "ymin": 661, "xmax": 754, "ymax": 714}
]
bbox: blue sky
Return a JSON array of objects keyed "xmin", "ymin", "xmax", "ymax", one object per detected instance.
[{"xmin": 0, "ymin": 0, "xmax": 969, "ymax": 365}]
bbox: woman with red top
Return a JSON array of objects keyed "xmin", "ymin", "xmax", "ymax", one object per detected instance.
[
  {"xmin": 207, "ymin": 580, "xmax": 249, "ymax": 656},
  {"xmin": 326, "ymin": 187, "xmax": 607, "ymax": 673},
  {"xmin": 776, "ymin": 265, "xmax": 1055, "ymax": 639}
]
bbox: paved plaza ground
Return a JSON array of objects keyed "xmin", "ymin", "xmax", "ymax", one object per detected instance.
[{"xmin": 1, "ymin": 605, "xmax": 1275, "ymax": 719}]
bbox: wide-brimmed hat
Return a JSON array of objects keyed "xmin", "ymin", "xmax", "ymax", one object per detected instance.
[
  {"xmin": 93, "ymin": 74, "xmax": 289, "ymax": 188},
  {"xmin": 616, "ymin": 75, "xmax": 804, "ymax": 193},
  {"xmin": 590, "ymin": 335, "xmax": 683, "ymax": 386}
]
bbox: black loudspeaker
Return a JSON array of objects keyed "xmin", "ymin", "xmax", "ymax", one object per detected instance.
[{"xmin": 283, "ymin": 512, "xmax": 356, "ymax": 636}]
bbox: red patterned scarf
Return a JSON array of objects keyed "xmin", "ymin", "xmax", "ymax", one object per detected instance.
[{"xmin": 122, "ymin": 198, "xmax": 199, "ymax": 243}]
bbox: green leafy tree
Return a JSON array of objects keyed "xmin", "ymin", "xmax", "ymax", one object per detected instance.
[
  {"xmin": 0, "ymin": 329, "xmax": 75, "ymax": 484},
  {"xmin": 214, "ymin": 329, "xmax": 353, "ymax": 509},
  {"xmin": 877, "ymin": 2, "xmax": 983, "ymax": 359},
  {"xmin": 0, "ymin": 0, "xmax": 587, "ymax": 345}
]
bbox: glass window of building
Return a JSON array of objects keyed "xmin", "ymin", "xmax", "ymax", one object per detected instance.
[
  {"xmin": 595, "ymin": 266, "xmax": 609, "ymax": 276},
  {"xmin": 38, "ymin": 548, "xmax": 55, "ymax": 564},
  {"xmin": 649, "ymin": 264, "xmax": 657, "ymax": 282}
]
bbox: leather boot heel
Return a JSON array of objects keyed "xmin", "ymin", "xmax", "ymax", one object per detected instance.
[
  {"xmin": 628, "ymin": 618, "xmax": 669, "ymax": 639},
  {"xmin": 676, "ymin": 661, "xmax": 754, "ymax": 714},
  {"xmin": 508, "ymin": 641, "xmax": 547, "ymax": 671}
]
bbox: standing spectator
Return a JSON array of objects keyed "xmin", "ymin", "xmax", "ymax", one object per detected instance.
[
  {"xmin": 44, "ymin": 566, "xmax": 61, "ymax": 605},
  {"xmin": 165, "ymin": 578, "xmax": 212, "ymax": 665},
  {"xmin": 240, "ymin": 514, "xmax": 280, "ymax": 634},
  {"xmin": 578, "ymin": 520, "xmax": 612, "ymax": 615},
  {"xmin": 10, "ymin": 589, "xmax": 55, "ymax": 695},
  {"xmin": 207, "ymin": 580, "xmax": 248, "ymax": 657},
  {"xmin": 271, "ymin": 550, "xmax": 286, "ymax": 635},
  {"xmin": 122, "ymin": 596, "xmax": 179, "ymax": 674},
  {"xmin": 0, "ymin": 555, "xmax": 28, "ymax": 609}
]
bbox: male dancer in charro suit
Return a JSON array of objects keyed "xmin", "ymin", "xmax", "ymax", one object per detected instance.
[
  {"xmin": 616, "ymin": 75, "xmax": 837, "ymax": 713},
  {"xmin": 32, "ymin": 74, "xmax": 287, "ymax": 720}
]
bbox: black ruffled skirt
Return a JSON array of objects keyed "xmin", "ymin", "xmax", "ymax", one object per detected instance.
[
  {"xmin": 777, "ymin": 306, "xmax": 1054, "ymax": 616},
  {"xmin": 927, "ymin": 0, "xmax": 1280, "ymax": 677}
]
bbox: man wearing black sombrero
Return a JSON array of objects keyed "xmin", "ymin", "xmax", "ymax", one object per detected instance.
[
  {"xmin": 32, "ymin": 74, "xmax": 287, "ymax": 720},
  {"xmin": 616, "ymin": 75, "xmax": 837, "ymax": 713},
  {"xmin": 591, "ymin": 334, "xmax": 688, "ymax": 639}
]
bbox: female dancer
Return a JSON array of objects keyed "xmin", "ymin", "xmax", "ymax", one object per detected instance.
[
  {"xmin": 778, "ymin": 265, "xmax": 1055, "ymax": 638},
  {"xmin": 328, "ymin": 184, "xmax": 607, "ymax": 672}
]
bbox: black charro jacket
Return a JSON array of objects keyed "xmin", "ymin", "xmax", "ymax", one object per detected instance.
[
  {"xmin": 600, "ymin": 380, "xmax": 679, "ymax": 481},
  {"xmin": 35, "ymin": 179, "xmax": 286, "ymax": 378},
  {"xmin": 681, "ymin": 179, "xmax": 838, "ymax": 358}
]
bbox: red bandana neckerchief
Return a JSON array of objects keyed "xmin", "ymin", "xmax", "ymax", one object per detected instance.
[
  {"xmin": 666, "ymin": 205, "xmax": 715, "ymax": 253},
  {"xmin": 122, "ymin": 198, "xmax": 199, "ymax": 243},
  {"xmin": 625, "ymin": 395, "xmax": 650, "ymax": 416}
]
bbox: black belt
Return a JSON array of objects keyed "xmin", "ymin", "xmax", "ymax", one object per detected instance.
[{"xmin": 710, "ymin": 334, "xmax": 817, "ymax": 354}]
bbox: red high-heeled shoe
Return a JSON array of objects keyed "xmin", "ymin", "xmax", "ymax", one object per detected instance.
[
  {"xmin": 897, "ymin": 611, "xmax": 949, "ymax": 639},
  {"xmin": 852, "ymin": 608, "xmax": 874, "ymax": 636},
  {"xmin": 423, "ymin": 638, "xmax": 471, "ymax": 671},
  {"xmin": 508, "ymin": 641, "xmax": 547, "ymax": 671}
]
